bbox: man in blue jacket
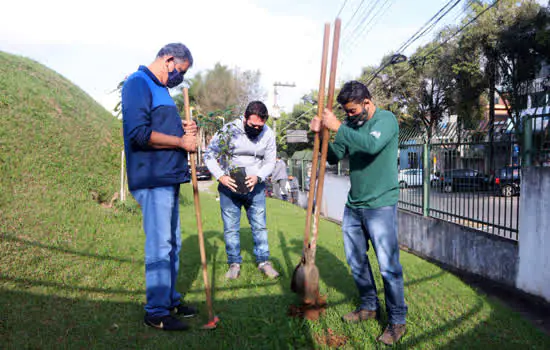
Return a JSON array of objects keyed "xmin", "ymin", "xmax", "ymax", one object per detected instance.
[{"xmin": 122, "ymin": 43, "xmax": 198, "ymax": 331}]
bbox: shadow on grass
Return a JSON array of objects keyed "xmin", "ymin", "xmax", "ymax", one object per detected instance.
[
  {"xmin": 283, "ymin": 235, "xmax": 448, "ymax": 315},
  {"xmin": 2, "ymin": 235, "xmax": 547, "ymax": 348},
  {"xmin": 202, "ymin": 228, "xmax": 275, "ymax": 269},
  {"xmin": 211, "ymin": 240, "xmax": 219, "ymax": 306},
  {"xmin": 433, "ymin": 305, "xmax": 550, "ymax": 349},
  {"xmin": 0, "ymin": 287, "xmax": 317, "ymax": 349},
  {"xmin": 182, "ymin": 231, "xmax": 282, "ymax": 296},
  {"xmin": 1, "ymin": 233, "xmax": 138, "ymax": 264},
  {"xmin": 178, "ymin": 234, "xmax": 206, "ymax": 301},
  {"xmin": 392, "ymin": 297, "xmax": 549, "ymax": 349},
  {"xmin": 393, "ymin": 298, "xmax": 484, "ymax": 349},
  {"xmin": 0, "ymin": 274, "xmax": 143, "ymax": 296},
  {"xmin": 0, "ymin": 230, "xmax": 316, "ymax": 348},
  {"xmin": 287, "ymin": 237, "xmax": 356, "ymax": 303}
]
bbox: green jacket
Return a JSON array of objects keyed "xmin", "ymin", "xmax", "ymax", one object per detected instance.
[{"xmin": 327, "ymin": 108, "xmax": 399, "ymax": 209}]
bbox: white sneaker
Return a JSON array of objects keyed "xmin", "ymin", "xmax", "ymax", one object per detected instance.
[
  {"xmin": 258, "ymin": 261, "xmax": 280, "ymax": 278},
  {"xmin": 225, "ymin": 263, "xmax": 240, "ymax": 279}
]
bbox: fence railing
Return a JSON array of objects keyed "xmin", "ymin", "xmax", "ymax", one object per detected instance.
[
  {"xmin": 396, "ymin": 141, "xmax": 520, "ymax": 241},
  {"xmin": 284, "ymin": 114, "xmax": 549, "ymax": 241},
  {"xmin": 395, "ymin": 114, "xmax": 550, "ymax": 241}
]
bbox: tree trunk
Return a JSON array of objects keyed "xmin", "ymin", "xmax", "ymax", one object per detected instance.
[{"xmin": 488, "ymin": 56, "xmax": 496, "ymax": 173}]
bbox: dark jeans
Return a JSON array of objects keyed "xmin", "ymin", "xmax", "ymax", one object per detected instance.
[
  {"xmin": 218, "ymin": 183, "xmax": 269, "ymax": 265},
  {"xmin": 342, "ymin": 204, "xmax": 407, "ymax": 324},
  {"xmin": 131, "ymin": 185, "xmax": 183, "ymax": 317}
]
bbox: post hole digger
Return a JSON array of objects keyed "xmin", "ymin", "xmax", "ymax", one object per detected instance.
[
  {"xmin": 183, "ymin": 86, "xmax": 220, "ymax": 330},
  {"xmin": 291, "ymin": 19, "xmax": 341, "ymax": 312}
]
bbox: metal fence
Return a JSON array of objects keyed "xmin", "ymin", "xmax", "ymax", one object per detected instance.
[
  {"xmin": 284, "ymin": 113, "xmax": 549, "ymax": 241},
  {"xmin": 397, "ymin": 114, "xmax": 550, "ymax": 241},
  {"xmin": 289, "ymin": 159, "xmax": 308, "ymax": 191}
]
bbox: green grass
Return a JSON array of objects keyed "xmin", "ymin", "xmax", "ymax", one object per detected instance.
[{"xmin": 0, "ymin": 50, "xmax": 549, "ymax": 349}]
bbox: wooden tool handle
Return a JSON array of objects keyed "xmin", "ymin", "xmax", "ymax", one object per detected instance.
[
  {"xmin": 311, "ymin": 18, "xmax": 341, "ymax": 250},
  {"xmin": 304, "ymin": 23, "xmax": 331, "ymax": 249},
  {"xmin": 183, "ymin": 88, "xmax": 214, "ymax": 321}
]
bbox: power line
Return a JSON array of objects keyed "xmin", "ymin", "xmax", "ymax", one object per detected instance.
[
  {"xmin": 280, "ymin": 105, "xmax": 318, "ymax": 133},
  {"xmin": 396, "ymin": 0, "xmax": 460, "ymax": 54},
  {"xmin": 336, "ymin": 0, "xmax": 350, "ymax": 18},
  {"xmin": 342, "ymin": 0, "xmax": 367, "ymax": 33},
  {"xmin": 345, "ymin": 0, "xmax": 395, "ymax": 55},
  {"xmin": 341, "ymin": 0, "xmax": 380, "ymax": 46},
  {"xmin": 340, "ymin": 0, "xmax": 390, "ymax": 63},
  {"xmin": 358, "ymin": 0, "xmax": 467, "ymax": 86},
  {"xmin": 283, "ymin": 0, "xmax": 495, "ymax": 132},
  {"xmin": 400, "ymin": 0, "xmax": 463, "ymax": 54},
  {"xmin": 343, "ymin": 0, "xmax": 456, "ymax": 73},
  {"xmin": 451, "ymin": 0, "xmax": 477, "ymax": 24},
  {"xmin": 376, "ymin": 0, "xmax": 501, "ymax": 91}
]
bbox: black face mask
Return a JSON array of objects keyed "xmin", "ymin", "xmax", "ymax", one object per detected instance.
[
  {"xmin": 345, "ymin": 108, "xmax": 368, "ymax": 128},
  {"xmin": 166, "ymin": 67, "xmax": 184, "ymax": 88},
  {"xmin": 244, "ymin": 122, "xmax": 263, "ymax": 140}
]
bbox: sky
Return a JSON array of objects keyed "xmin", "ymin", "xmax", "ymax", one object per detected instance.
[{"xmin": 0, "ymin": 0, "xmax": 470, "ymax": 115}]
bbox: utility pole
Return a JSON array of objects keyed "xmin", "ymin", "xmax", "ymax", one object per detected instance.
[{"xmin": 272, "ymin": 82, "xmax": 296, "ymax": 136}]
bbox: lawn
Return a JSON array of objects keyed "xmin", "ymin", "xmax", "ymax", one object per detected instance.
[{"xmin": 1, "ymin": 185, "xmax": 549, "ymax": 349}]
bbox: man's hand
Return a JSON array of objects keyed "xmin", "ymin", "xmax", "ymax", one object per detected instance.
[
  {"xmin": 310, "ymin": 117, "xmax": 322, "ymax": 132},
  {"xmin": 180, "ymin": 134, "xmax": 197, "ymax": 153},
  {"xmin": 219, "ymin": 175, "xmax": 238, "ymax": 192},
  {"xmin": 322, "ymin": 108, "xmax": 342, "ymax": 132},
  {"xmin": 183, "ymin": 120, "xmax": 198, "ymax": 136},
  {"xmin": 245, "ymin": 175, "xmax": 259, "ymax": 191}
]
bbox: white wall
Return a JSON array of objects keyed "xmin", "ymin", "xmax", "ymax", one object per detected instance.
[{"xmin": 516, "ymin": 167, "xmax": 550, "ymax": 302}]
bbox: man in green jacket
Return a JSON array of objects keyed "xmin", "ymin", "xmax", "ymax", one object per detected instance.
[{"xmin": 311, "ymin": 81, "xmax": 407, "ymax": 345}]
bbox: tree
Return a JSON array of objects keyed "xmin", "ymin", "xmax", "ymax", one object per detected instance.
[
  {"xmin": 266, "ymin": 100, "xmax": 314, "ymax": 155},
  {"xmin": 361, "ymin": 58, "xmax": 418, "ymax": 127},
  {"xmin": 494, "ymin": 3, "xmax": 549, "ymax": 131},
  {"xmin": 179, "ymin": 63, "xmax": 267, "ymax": 149},
  {"xmin": 234, "ymin": 69, "xmax": 266, "ymax": 115},
  {"xmin": 190, "ymin": 63, "xmax": 267, "ymax": 117},
  {"xmin": 192, "ymin": 63, "xmax": 239, "ymax": 115},
  {"xmin": 363, "ymin": 38, "xmax": 459, "ymax": 142},
  {"xmin": 463, "ymin": 0, "xmax": 550, "ymax": 134}
]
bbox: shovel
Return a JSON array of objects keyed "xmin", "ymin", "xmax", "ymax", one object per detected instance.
[
  {"xmin": 183, "ymin": 87, "xmax": 220, "ymax": 330},
  {"xmin": 291, "ymin": 18, "xmax": 341, "ymax": 304}
]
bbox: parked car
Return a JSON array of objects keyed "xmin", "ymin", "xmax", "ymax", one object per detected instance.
[
  {"xmin": 398, "ymin": 169, "xmax": 421, "ymax": 188},
  {"xmin": 495, "ymin": 166, "xmax": 520, "ymax": 197},
  {"xmin": 398, "ymin": 169, "xmax": 439, "ymax": 188},
  {"xmin": 195, "ymin": 165, "xmax": 212, "ymax": 181},
  {"xmin": 439, "ymin": 169, "xmax": 491, "ymax": 193},
  {"xmin": 430, "ymin": 171, "xmax": 442, "ymax": 188}
]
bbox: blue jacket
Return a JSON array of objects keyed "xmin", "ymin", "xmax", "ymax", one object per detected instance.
[{"xmin": 122, "ymin": 66, "xmax": 190, "ymax": 191}]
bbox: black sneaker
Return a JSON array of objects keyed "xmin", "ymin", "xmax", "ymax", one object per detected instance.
[
  {"xmin": 171, "ymin": 304, "xmax": 198, "ymax": 318},
  {"xmin": 144, "ymin": 314, "xmax": 189, "ymax": 331}
]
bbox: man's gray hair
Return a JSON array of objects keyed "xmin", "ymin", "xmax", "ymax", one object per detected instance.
[{"xmin": 157, "ymin": 43, "xmax": 194, "ymax": 67}]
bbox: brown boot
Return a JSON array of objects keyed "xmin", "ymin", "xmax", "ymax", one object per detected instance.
[
  {"xmin": 377, "ymin": 324, "xmax": 407, "ymax": 345},
  {"xmin": 341, "ymin": 308, "xmax": 379, "ymax": 323}
]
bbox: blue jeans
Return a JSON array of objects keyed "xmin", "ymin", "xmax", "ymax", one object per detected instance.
[
  {"xmin": 219, "ymin": 183, "xmax": 269, "ymax": 265},
  {"xmin": 342, "ymin": 204, "xmax": 407, "ymax": 324},
  {"xmin": 131, "ymin": 185, "xmax": 183, "ymax": 317}
]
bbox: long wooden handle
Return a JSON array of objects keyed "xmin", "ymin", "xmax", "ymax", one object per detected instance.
[
  {"xmin": 304, "ymin": 23, "xmax": 331, "ymax": 249},
  {"xmin": 183, "ymin": 88, "xmax": 214, "ymax": 321},
  {"xmin": 312, "ymin": 18, "xmax": 341, "ymax": 249}
]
